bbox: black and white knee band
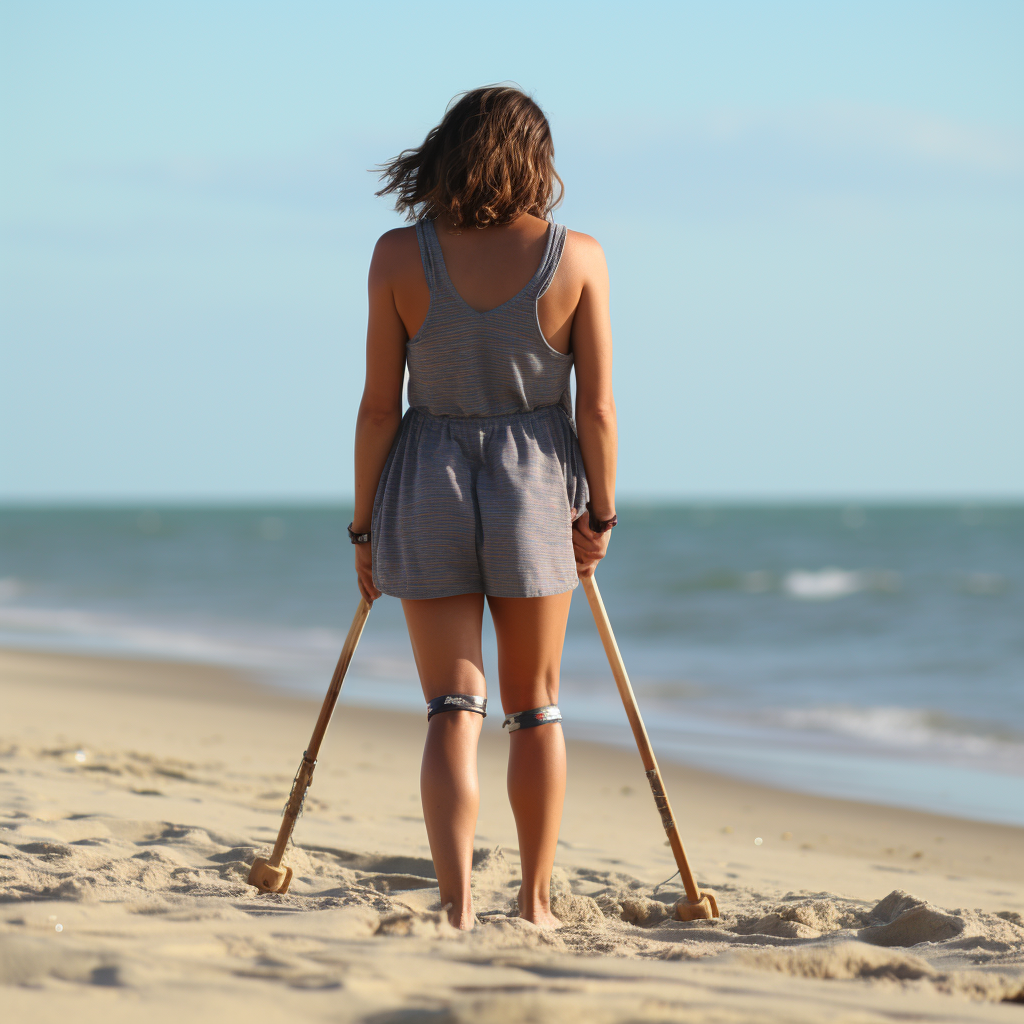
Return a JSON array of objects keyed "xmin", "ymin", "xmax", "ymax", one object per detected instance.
[
  {"xmin": 502, "ymin": 705, "xmax": 562, "ymax": 732},
  {"xmin": 426, "ymin": 694, "xmax": 487, "ymax": 721}
]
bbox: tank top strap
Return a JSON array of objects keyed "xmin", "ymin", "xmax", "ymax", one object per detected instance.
[
  {"xmin": 530, "ymin": 223, "xmax": 568, "ymax": 299},
  {"xmin": 415, "ymin": 219, "xmax": 445, "ymax": 293}
]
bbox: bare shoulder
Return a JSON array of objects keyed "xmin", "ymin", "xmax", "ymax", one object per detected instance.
[
  {"xmin": 565, "ymin": 228, "xmax": 605, "ymax": 259},
  {"xmin": 369, "ymin": 226, "xmax": 420, "ymax": 283},
  {"xmin": 563, "ymin": 229, "xmax": 608, "ymax": 287}
]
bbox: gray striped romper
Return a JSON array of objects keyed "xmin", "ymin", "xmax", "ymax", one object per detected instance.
[{"xmin": 371, "ymin": 218, "xmax": 589, "ymax": 600}]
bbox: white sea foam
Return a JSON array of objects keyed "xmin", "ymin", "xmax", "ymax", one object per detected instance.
[
  {"xmin": 773, "ymin": 704, "xmax": 1024, "ymax": 773},
  {"xmin": 782, "ymin": 567, "xmax": 900, "ymax": 600},
  {"xmin": 784, "ymin": 568, "xmax": 863, "ymax": 599}
]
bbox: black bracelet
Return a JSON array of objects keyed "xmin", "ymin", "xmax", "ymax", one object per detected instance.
[
  {"xmin": 586, "ymin": 502, "xmax": 618, "ymax": 534},
  {"xmin": 347, "ymin": 522, "xmax": 370, "ymax": 545}
]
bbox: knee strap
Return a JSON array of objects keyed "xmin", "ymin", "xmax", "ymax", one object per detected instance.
[
  {"xmin": 426, "ymin": 694, "xmax": 487, "ymax": 721},
  {"xmin": 502, "ymin": 705, "xmax": 562, "ymax": 732}
]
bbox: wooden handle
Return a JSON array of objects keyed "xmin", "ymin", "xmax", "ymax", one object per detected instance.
[
  {"xmin": 269, "ymin": 597, "xmax": 371, "ymax": 867},
  {"xmin": 305, "ymin": 597, "xmax": 372, "ymax": 763},
  {"xmin": 580, "ymin": 574, "xmax": 702, "ymax": 905}
]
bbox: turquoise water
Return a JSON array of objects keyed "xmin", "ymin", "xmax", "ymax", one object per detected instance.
[{"xmin": 1, "ymin": 504, "xmax": 1021, "ymax": 825}]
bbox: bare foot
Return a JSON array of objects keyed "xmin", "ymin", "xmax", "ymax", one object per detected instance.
[
  {"xmin": 515, "ymin": 891, "xmax": 563, "ymax": 930},
  {"xmin": 444, "ymin": 902, "xmax": 476, "ymax": 931},
  {"xmin": 518, "ymin": 907, "xmax": 562, "ymax": 930}
]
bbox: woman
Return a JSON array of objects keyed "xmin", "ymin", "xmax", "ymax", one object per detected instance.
[{"xmin": 351, "ymin": 86, "xmax": 616, "ymax": 930}]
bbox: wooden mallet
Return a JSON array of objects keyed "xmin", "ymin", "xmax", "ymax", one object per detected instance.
[
  {"xmin": 581, "ymin": 574, "xmax": 719, "ymax": 921},
  {"xmin": 248, "ymin": 597, "xmax": 372, "ymax": 894}
]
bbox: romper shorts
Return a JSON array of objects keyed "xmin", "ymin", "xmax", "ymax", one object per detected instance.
[{"xmin": 371, "ymin": 404, "xmax": 589, "ymax": 600}]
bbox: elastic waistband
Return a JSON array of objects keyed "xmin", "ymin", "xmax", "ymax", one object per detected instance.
[{"xmin": 408, "ymin": 403, "xmax": 567, "ymax": 428}]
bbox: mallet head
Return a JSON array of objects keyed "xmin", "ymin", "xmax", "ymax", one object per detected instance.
[
  {"xmin": 248, "ymin": 857, "xmax": 293, "ymax": 894},
  {"xmin": 673, "ymin": 889, "xmax": 719, "ymax": 921}
]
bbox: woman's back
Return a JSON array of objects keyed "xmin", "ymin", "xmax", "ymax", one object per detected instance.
[
  {"xmin": 384, "ymin": 213, "xmax": 588, "ymax": 355},
  {"xmin": 422, "ymin": 214, "xmax": 557, "ymax": 319},
  {"xmin": 405, "ymin": 218, "xmax": 572, "ymax": 419}
]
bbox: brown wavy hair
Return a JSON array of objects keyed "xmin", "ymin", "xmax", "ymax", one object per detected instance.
[{"xmin": 376, "ymin": 86, "xmax": 563, "ymax": 228}]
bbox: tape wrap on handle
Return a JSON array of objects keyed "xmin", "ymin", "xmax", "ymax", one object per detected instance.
[{"xmin": 646, "ymin": 769, "xmax": 676, "ymax": 834}]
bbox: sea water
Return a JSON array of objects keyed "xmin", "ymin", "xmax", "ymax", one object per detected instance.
[{"xmin": 1, "ymin": 504, "xmax": 1020, "ymax": 826}]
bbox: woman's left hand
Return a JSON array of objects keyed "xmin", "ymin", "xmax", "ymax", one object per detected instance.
[
  {"xmin": 355, "ymin": 542, "xmax": 381, "ymax": 604},
  {"xmin": 572, "ymin": 513, "xmax": 611, "ymax": 578}
]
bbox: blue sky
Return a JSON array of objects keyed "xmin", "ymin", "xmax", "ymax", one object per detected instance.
[{"xmin": 2, "ymin": 1, "xmax": 1022, "ymax": 500}]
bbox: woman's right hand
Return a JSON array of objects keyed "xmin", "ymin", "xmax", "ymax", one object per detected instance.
[
  {"xmin": 355, "ymin": 542, "xmax": 381, "ymax": 604},
  {"xmin": 572, "ymin": 513, "xmax": 611, "ymax": 578}
]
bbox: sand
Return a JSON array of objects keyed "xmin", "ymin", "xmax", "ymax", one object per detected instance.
[{"xmin": 2, "ymin": 646, "xmax": 1023, "ymax": 1022}]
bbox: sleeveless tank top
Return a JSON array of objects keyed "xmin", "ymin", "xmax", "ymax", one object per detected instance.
[{"xmin": 407, "ymin": 218, "xmax": 574, "ymax": 420}]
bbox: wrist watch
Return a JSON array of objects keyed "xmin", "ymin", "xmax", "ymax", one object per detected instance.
[
  {"xmin": 347, "ymin": 522, "xmax": 370, "ymax": 545},
  {"xmin": 586, "ymin": 502, "xmax": 618, "ymax": 534}
]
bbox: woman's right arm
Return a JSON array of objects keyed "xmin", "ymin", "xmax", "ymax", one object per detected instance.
[
  {"xmin": 570, "ymin": 235, "xmax": 617, "ymax": 578},
  {"xmin": 352, "ymin": 232, "xmax": 409, "ymax": 603}
]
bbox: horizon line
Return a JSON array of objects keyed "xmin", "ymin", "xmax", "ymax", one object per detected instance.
[{"xmin": 1, "ymin": 495, "xmax": 1022, "ymax": 509}]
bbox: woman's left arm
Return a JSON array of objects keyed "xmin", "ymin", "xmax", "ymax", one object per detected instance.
[{"xmin": 352, "ymin": 232, "xmax": 409, "ymax": 603}]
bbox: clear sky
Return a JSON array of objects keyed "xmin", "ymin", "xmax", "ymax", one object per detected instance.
[{"xmin": 2, "ymin": 1, "xmax": 1021, "ymax": 501}]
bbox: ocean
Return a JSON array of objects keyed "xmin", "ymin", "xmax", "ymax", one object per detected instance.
[{"xmin": 1, "ymin": 504, "xmax": 1021, "ymax": 826}]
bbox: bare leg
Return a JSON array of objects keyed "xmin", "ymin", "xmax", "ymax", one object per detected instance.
[
  {"xmin": 488, "ymin": 591, "xmax": 573, "ymax": 929},
  {"xmin": 402, "ymin": 593, "xmax": 486, "ymax": 930}
]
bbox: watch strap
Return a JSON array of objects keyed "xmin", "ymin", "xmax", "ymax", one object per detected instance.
[{"xmin": 586, "ymin": 502, "xmax": 618, "ymax": 534}]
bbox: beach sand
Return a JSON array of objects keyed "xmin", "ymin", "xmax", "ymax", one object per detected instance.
[{"xmin": 2, "ymin": 646, "xmax": 1023, "ymax": 1022}]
